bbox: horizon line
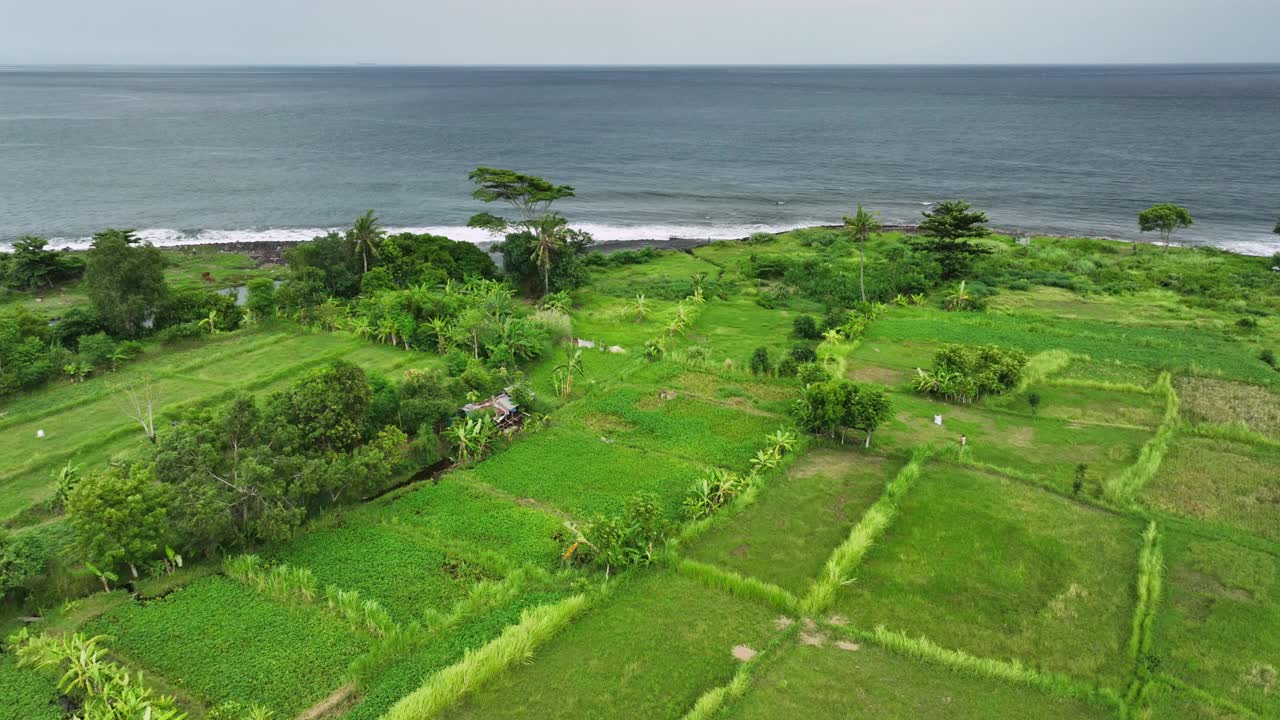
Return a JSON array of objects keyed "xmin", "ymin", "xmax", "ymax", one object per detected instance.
[{"xmin": 3, "ymin": 61, "xmax": 1280, "ymax": 69}]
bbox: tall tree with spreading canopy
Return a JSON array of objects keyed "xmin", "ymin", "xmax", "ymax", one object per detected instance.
[
  {"xmin": 83, "ymin": 230, "xmax": 168, "ymax": 337},
  {"xmin": 1138, "ymin": 203, "xmax": 1193, "ymax": 252},
  {"xmin": 66, "ymin": 465, "xmax": 171, "ymax": 578},
  {"xmin": 912, "ymin": 200, "xmax": 992, "ymax": 279},
  {"xmin": 349, "ymin": 210, "xmax": 384, "ymax": 273},
  {"xmin": 843, "ymin": 204, "xmax": 882, "ymax": 302},
  {"xmin": 466, "ymin": 168, "xmax": 591, "ymax": 296}
]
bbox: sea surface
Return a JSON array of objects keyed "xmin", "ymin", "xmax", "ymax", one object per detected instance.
[{"xmin": 1, "ymin": 65, "xmax": 1278, "ymax": 254}]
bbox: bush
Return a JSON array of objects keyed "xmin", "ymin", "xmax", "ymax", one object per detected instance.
[
  {"xmin": 1262, "ymin": 348, "xmax": 1278, "ymax": 369},
  {"xmin": 1236, "ymin": 316, "xmax": 1259, "ymax": 330},
  {"xmin": 792, "ymin": 314, "xmax": 820, "ymax": 339},
  {"xmin": 912, "ymin": 344, "xmax": 1028, "ymax": 403},
  {"xmin": 776, "ymin": 357, "xmax": 799, "ymax": 378},
  {"xmin": 569, "ymin": 493, "xmax": 669, "ymax": 571},
  {"xmin": 789, "ymin": 345, "xmax": 817, "ymax": 364},
  {"xmin": 796, "ymin": 362, "xmax": 829, "ymax": 386},
  {"xmin": 154, "ymin": 321, "xmax": 204, "ymax": 344},
  {"xmin": 76, "ymin": 332, "xmax": 117, "ymax": 366},
  {"xmin": 749, "ymin": 347, "xmax": 772, "ymax": 375}
]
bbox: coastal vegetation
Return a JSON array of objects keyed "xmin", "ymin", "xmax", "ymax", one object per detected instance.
[{"xmin": 1, "ymin": 172, "xmax": 1278, "ymax": 720}]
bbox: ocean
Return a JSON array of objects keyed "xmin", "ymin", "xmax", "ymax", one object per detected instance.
[{"xmin": 1, "ymin": 65, "xmax": 1278, "ymax": 254}]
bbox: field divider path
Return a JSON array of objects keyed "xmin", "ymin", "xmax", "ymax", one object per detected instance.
[
  {"xmin": 1155, "ymin": 674, "xmax": 1262, "ymax": 719},
  {"xmin": 381, "ymin": 592, "xmax": 591, "ymax": 720},
  {"xmin": 935, "ymin": 447, "xmax": 1140, "ymax": 521},
  {"xmin": 677, "ymin": 621, "xmax": 800, "ymax": 720},
  {"xmin": 1121, "ymin": 522, "xmax": 1164, "ymax": 717},
  {"xmin": 1103, "ymin": 371, "xmax": 1180, "ymax": 506},
  {"xmin": 829, "ymin": 623, "xmax": 1125, "ymax": 714},
  {"xmin": 454, "ymin": 475, "xmax": 583, "ymax": 527},
  {"xmin": 675, "ymin": 559, "xmax": 798, "ymax": 614},
  {"xmin": 796, "ymin": 445, "xmax": 930, "ymax": 616}
]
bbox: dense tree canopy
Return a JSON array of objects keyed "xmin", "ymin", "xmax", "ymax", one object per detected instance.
[
  {"xmin": 82, "ymin": 230, "xmax": 169, "ymax": 337},
  {"xmin": 66, "ymin": 464, "xmax": 172, "ymax": 576},
  {"xmin": 1, "ymin": 236, "xmax": 84, "ymax": 290},
  {"xmin": 793, "ymin": 379, "xmax": 892, "ymax": 446},
  {"xmin": 912, "ymin": 200, "xmax": 994, "ymax": 279}
]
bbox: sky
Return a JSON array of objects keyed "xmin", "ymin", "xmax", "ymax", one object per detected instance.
[{"xmin": 1, "ymin": 0, "xmax": 1278, "ymax": 65}]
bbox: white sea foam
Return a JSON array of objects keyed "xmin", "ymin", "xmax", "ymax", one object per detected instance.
[{"xmin": 35, "ymin": 222, "xmax": 819, "ymax": 252}]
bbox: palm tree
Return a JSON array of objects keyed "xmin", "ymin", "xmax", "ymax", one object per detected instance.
[
  {"xmin": 553, "ymin": 348, "xmax": 585, "ymax": 397},
  {"xmin": 350, "ymin": 210, "xmax": 384, "ymax": 274},
  {"xmin": 528, "ymin": 213, "xmax": 570, "ymax": 297},
  {"xmin": 843, "ymin": 204, "xmax": 882, "ymax": 303},
  {"xmin": 427, "ymin": 317, "xmax": 451, "ymax": 353}
]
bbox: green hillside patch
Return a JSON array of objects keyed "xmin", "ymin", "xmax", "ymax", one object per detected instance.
[
  {"xmin": 270, "ymin": 522, "xmax": 498, "ymax": 624},
  {"xmin": 989, "ymin": 382, "xmax": 1163, "ymax": 429},
  {"xmin": 366, "ymin": 478, "xmax": 565, "ymax": 570},
  {"xmin": 342, "ymin": 589, "xmax": 569, "ymax": 720},
  {"xmin": 457, "ymin": 424, "xmax": 707, "ymax": 519},
  {"xmin": 685, "ymin": 296, "xmax": 821, "ymax": 369},
  {"xmin": 85, "ymin": 576, "xmax": 370, "ymax": 716},
  {"xmin": 624, "ymin": 364, "xmax": 797, "ymax": 416},
  {"xmin": 1142, "ymin": 437, "xmax": 1280, "ymax": 543},
  {"xmin": 877, "ymin": 391, "xmax": 1148, "ymax": 496},
  {"xmin": 726, "ymin": 640, "xmax": 1112, "ymax": 720},
  {"xmin": 833, "ymin": 466, "xmax": 1143, "ymax": 687},
  {"xmin": 1152, "ymin": 532, "xmax": 1280, "ymax": 718},
  {"xmin": 0, "ymin": 654, "xmax": 62, "ymax": 720},
  {"xmin": 684, "ymin": 449, "xmax": 896, "ymax": 594},
  {"xmin": 1141, "ymin": 681, "xmax": 1255, "ymax": 720},
  {"xmin": 870, "ymin": 308, "xmax": 1274, "ymax": 383},
  {"xmin": 562, "ymin": 384, "xmax": 783, "ymax": 467},
  {"xmin": 440, "ymin": 571, "xmax": 777, "ymax": 720}
]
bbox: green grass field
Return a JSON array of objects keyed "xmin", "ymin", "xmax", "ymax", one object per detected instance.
[
  {"xmin": 727, "ymin": 639, "xmax": 1113, "ymax": 719},
  {"xmin": 439, "ymin": 571, "xmax": 779, "ymax": 720},
  {"xmin": 4, "ymin": 230, "xmax": 1279, "ymax": 720},
  {"xmin": 1151, "ymin": 531, "xmax": 1280, "ymax": 718},
  {"xmin": 684, "ymin": 448, "xmax": 897, "ymax": 594},
  {"xmin": 832, "ymin": 466, "xmax": 1144, "ymax": 687},
  {"xmin": 85, "ymin": 576, "xmax": 371, "ymax": 716},
  {"xmin": 0, "ymin": 324, "xmax": 438, "ymax": 521}
]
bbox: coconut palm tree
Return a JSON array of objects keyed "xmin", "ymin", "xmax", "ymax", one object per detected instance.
[
  {"xmin": 528, "ymin": 213, "xmax": 570, "ymax": 297},
  {"xmin": 350, "ymin": 210, "xmax": 384, "ymax": 274},
  {"xmin": 843, "ymin": 204, "xmax": 882, "ymax": 303}
]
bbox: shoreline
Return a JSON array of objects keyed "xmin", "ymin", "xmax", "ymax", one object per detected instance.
[{"xmin": 163, "ymin": 223, "xmax": 1257, "ymax": 267}]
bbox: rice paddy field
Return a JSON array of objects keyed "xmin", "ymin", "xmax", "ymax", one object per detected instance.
[{"xmin": 3, "ymin": 233, "xmax": 1278, "ymax": 720}]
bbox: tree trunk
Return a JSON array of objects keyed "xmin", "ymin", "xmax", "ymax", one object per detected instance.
[
  {"xmin": 363, "ymin": 246, "xmax": 369, "ymax": 273},
  {"xmin": 865, "ymin": 430, "xmax": 872, "ymax": 448},
  {"xmin": 859, "ymin": 241, "xmax": 867, "ymax": 303}
]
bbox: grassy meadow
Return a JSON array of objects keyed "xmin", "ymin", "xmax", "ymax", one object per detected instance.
[{"xmin": 2, "ymin": 229, "xmax": 1278, "ymax": 720}]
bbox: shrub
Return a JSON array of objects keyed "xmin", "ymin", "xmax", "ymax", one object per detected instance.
[
  {"xmin": 154, "ymin": 321, "xmax": 204, "ymax": 344},
  {"xmin": 1236, "ymin": 316, "xmax": 1259, "ymax": 330},
  {"xmin": 776, "ymin": 357, "xmax": 798, "ymax": 378},
  {"xmin": 76, "ymin": 332, "xmax": 117, "ymax": 367},
  {"xmin": 567, "ymin": 493, "xmax": 669, "ymax": 573},
  {"xmin": 749, "ymin": 347, "xmax": 772, "ymax": 375},
  {"xmin": 789, "ymin": 345, "xmax": 817, "ymax": 364},
  {"xmin": 1262, "ymin": 348, "xmax": 1278, "ymax": 369},
  {"xmin": 912, "ymin": 344, "xmax": 1028, "ymax": 403},
  {"xmin": 792, "ymin": 314, "xmax": 820, "ymax": 339},
  {"xmin": 795, "ymin": 362, "xmax": 828, "ymax": 386}
]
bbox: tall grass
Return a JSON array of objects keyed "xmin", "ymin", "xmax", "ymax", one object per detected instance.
[
  {"xmin": 1048, "ymin": 377, "xmax": 1152, "ymax": 395},
  {"xmin": 677, "ymin": 559, "xmax": 798, "ymax": 614},
  {"xmin": 225, "ymin": 554, "xmax": 404, "ymax": 638},
  {"xmin": 1016, "ymin": 349, "xmax": 1080, "ymax": 392},
  {"xmin": 1123, "ymin": 522, "xmax": 1165, "ymax": 711},
  {"xmin": 679, "ymin": 622, "xmax": 798, "ymax": 720},
  {"xmin": 1104, "ymin": 372, "xmax": 1180, "ymax": 505},
  {"xmin": 382, "ymin": 593, "xmax": 590, "ymax": 720},
  {"xmin": 797, "ymin": 446, "xmax": 929, "ymax": 615},
  {"xmin": 857, "ymin": 625, "xmax": 1123, "ymax": 711},
  {"xmin": 1184, "ymin": 420, "xmax": 1280, "ymax": 450}
]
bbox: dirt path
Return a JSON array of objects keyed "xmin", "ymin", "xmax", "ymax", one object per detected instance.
[{"xmin": 295, "ymin": 682, "xmax": 357, "ymax": 720}]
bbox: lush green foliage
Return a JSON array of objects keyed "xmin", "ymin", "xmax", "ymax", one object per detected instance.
[{"xmin": 86, "ymin": 576, "xmax": 369, "ymax": 716}]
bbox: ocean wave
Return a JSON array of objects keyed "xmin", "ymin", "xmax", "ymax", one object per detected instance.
[{"xmin": 33, "ymin": 222, "xmax": 819, "ymax": 251}]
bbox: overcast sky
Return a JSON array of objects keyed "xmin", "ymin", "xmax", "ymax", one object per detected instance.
[{"xmin": 2, "ymin": 0, "xmax": 1277, "ymax": 65}]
